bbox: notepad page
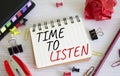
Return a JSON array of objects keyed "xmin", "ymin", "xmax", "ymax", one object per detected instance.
[{"xmin": 30, "ymin": 17, "xmax": 91, "ymax": 68}]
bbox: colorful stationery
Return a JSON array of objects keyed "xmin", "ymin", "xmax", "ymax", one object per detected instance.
[
  {"xmin": 30, "ymin": 15, "xmax": 92, "ymax": 68},
  {"xmin": 0, "ymin": 0, "xmax": 35, "ymax": 40},
  {"xmin": 93, "ymin": 29, "xmax": 120, "ymax": 76}
]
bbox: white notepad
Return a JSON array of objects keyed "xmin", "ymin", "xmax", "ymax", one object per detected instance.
[{"xmin": 30, "ymin": 15, "xmax": 91, "ymax": 68}]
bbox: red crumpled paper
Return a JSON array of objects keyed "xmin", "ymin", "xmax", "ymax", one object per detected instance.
[{"xmin": 84, "ymin": 0, "xmax": 117, "ymax": 21}]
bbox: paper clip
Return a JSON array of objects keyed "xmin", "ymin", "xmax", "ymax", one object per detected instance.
[
  {"xmin": 84, "ymin": 66, "xmax": 95, "ymax": 76},
  {"xmin": 92, "ymin": 50, "xmax": 103, "ymax": 56},
  {"xmin": 111, "ymin": 60, "xmax": 120, "ymax": 67},
  {"xmin": 24, "ymin": 28, "xmax": 30, "ymax": 41},
  {"xmin": 96, "ymin": 28, "xmax": 104, "ymax": 36}
]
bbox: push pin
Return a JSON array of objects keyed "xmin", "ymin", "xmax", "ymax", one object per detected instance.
[
  {"xmin": 16, "ymin": 22, "xmax": 22, "ymax": 28},
  {"xmin": 63, "ymin": 72, "xmax": 71, "ymax": 76},
  {"xmin": 8, "ymin": 35, "xmax": 23, "ymax": 55},
  {"xmin": 10, "ymin": 26, "xmax": 21, "ymax": 35},
  {"xmin": 72, "ymin": 66, "xmax": 80, "ymax": 72},
  {"xmin": 56, "ymin": 2, "xmax": 63, "ymax": 8},
  {"xmin": 22, "ymin": 18, "xmax": 28, "ymax": 25},
  {"xmin": 89, "ymin": 28, "xmax": 104, "ymax": 40}
]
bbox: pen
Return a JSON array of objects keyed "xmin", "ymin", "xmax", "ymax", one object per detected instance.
[{"xmin": 92, "ymin": 29, "xmax": 120, "ymax": 76}]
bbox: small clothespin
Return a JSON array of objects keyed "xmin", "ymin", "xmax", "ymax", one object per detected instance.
[
  {"xmin": 10, "ymin": 26, "xmax": 21, "ymax": 35},
  {"xmin": 63, "ymin": 72, "xmax": 71, "ymax": 76},
  {"xmin": 72, "ymin": 66, "xmax": 80, "ymax": 72},
  {"xmin": 89, "ymin": 28, "xmax": 104, "ymax": 40},
  {"xmin": 56, "ymin": 2, "xmax": 63, "ymax": 8},
  {"xmin": 4, "ymin": 55, "xmax": 32, "ymax": 76},
  {"xmin": 8, "ymin": 34, "xmax": 23, "ymax": 55}
]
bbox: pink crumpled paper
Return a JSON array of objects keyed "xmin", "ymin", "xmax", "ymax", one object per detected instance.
[{"xmin": 84, "ymin": 0, "xmax": 117, "ymax": 21}]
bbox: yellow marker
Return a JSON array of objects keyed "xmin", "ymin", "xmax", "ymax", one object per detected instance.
[
  {"xmin": 92, "ymin": 50, "xmax": 103, "ymax": 56},
  {"xmin": 1, "ymin": 26, "xmax": 6, "ymax": 33}
]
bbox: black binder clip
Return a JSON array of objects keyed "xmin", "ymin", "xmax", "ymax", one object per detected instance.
[
  {"xmin": 8, "ymin": 35, "xmax": 23, "ymax": 55},
  {"xmin": 89, "ymin": 28, "xmax": 104, "ymax": 40},
  {"xmin": 72, "ymin": 66, "xmax": 80, "ymax": 72}
]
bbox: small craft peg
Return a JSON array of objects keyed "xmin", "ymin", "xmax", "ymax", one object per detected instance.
[
  {"xmin": 72, "ymin": 66, "xmax": 80, "ymax": 72},
  {"xmin": 89, "ymin": 29, "xmax": 98, "ymax": 40},
  {"xmin": 56, "ymin": 2, "xmax": 63, "ymax": 8},
  {"xmin": 22, "ymin": 18, "xmax": 28, "ymax": 25},
  {"xmin": 63, "ymin": 72, "xmax": 71, "ymax": 76}
]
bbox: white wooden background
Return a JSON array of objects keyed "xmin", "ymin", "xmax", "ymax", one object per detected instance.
[{"xmin": 0, "ymin": 0, "xmax": 120, "ymax": 76}]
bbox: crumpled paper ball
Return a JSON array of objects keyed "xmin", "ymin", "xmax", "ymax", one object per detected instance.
[{"xmin": 84, "ymin": 0, "xmax": 117, "ymax": 21}]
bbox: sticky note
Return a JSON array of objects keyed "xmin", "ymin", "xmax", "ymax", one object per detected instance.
[
  {"xmin": 1, "ymin": 26, "xmax": 6, "ymax": 33},
  {"xmin": 17, "ymin": 11, "xmax": 22, "ymax": 18},
  {"xmin": 22, "ymin": 6, "xmax": 27, "ymax": 13},
  {"xmin": 12, "ymin": 16, "xmax": 17, "ymax": 22},
  {"xmin": 6, "ymin": 21, "xmax": 12, "ymax": 27},
  {"xmin": 27, "ymin": 1, "xmax": 32, "ymax": 7}
]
